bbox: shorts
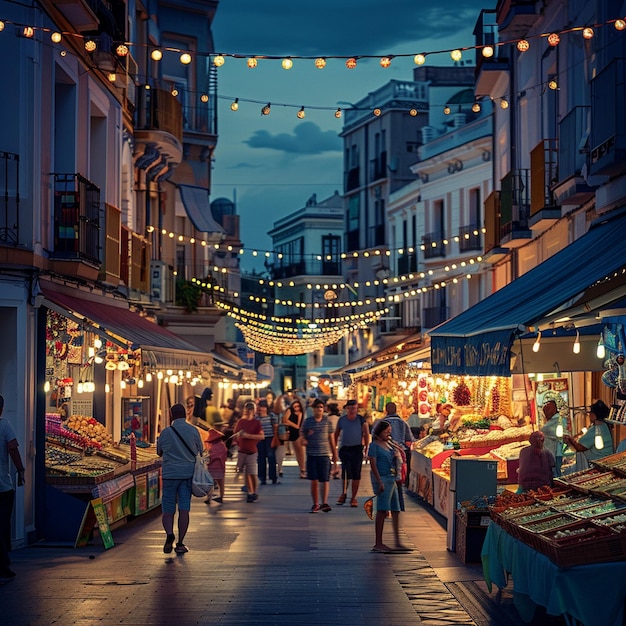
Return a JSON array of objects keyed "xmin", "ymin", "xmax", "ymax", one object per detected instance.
[
  {"xmin": 338, "ymin": 445, "xmax": 364, "ymax": 479},
  {"xmin": 161, "ymin": 478, "xmax": 193, "ymax": 514},
  {"xmin": 306, "ymin": 455, "xmax": 331, "ymax": 482},
  {"xmin": 371, "ymin": 475, "xmax": 400, "ymax": 512},
  {"xmin": 241, "ymin": 451, "xmax": 258, "ymax": 475}
]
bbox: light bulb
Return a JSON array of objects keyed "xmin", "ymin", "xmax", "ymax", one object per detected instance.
[
  {"xmin": 146, "ymin": 372, "xmax": 152, "ymax": 382},
  {"xmin": 595, "ymin": 424, "xmax": 604, "ymax": 450},
  {"xmin": 138, "ymin": 379, "xmax": 144, "ymax": 388},
  {"xmin": 157, "ymin": 371, "xmax": 163, "ymax": 380},
  {"xmin": 105, "ymin": 383, "xmax": 110, "ymax": 393},
  {"xmin": 120, "ymin": 379, "xmax": 127, "ymax": 389},
  {"xmin": 573, "ymin": 330, "xmax": 581, "ymax": 354},
  {"xmin": 230, "ymin": 98, "xmax": 239, "ymax": 111},
  {"xmin": 94, "ymin": 338, "xmax": 102, "ymax": 349},
  {"xmin": 44, "ymin": 381, "xmax": 50, "ymax": 393},
  {"xmin": 297, "ymin": 106, "xmax": 305, "ymax": 119},
  {"xmin": 77, "ymin": 381, "xmax": 84, "ymax": 394},
  {"xmin": 556, "ymin": 423, "xmax": 564, "ymax": 438},
  {"xmin": 581, "ymin": 427, "xmax": 588, "ymax": 435},
  {"xmin": 597, "ymin": 335, "xmax": 605, "ymax": 359},
  {"xmin": 151, "ymin": 49, "xmax": 163, "ymax": 61},
  {"xmin": 180, "ymin": 52, "xmax": 192, "ymax": 65},
  {"xmin": 414, "ymin": 54, "xmax": 426, "ymax": 65},
  {"xmin": 533, "ymin": 331, "xmax": 541, "ymax": 353}
]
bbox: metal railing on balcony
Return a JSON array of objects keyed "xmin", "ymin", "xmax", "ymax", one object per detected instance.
[
  {"xmin": 397, "ymin": 252, "xmax": 418, "ymax": 274},
  {"xmin": 135, "ymin": 87, "xmax": 183, "ymax": 144},
  {"xmin": 0, "ymin": 151, "xmax": 19, "ymax": 246},
  {"xmin": 268, "ymin": 258, "xmax": 342, "ymax": 280},
  {"xmin": 52, "ymin": 173, "xmax": 101, "ymax": 265},
  {"xmin": 345, "ymin": 167, "xmax": 360, "ymax": 191},
  {"xmin": 458, "ymin": 224, "xmax": 482, "ymax": 252},
  {"xmin": 369, "ymin": 152, "xmax": 387, "ymax": 182},
  {"xmin": 423, "ymin": 306, "xmax": 449, "ymax": 329},
  {"xmin": 558, "ymin": 106, "xmax": 590, "ymax": 181},
  {"xmin": 530, "ymin": 139, "xmax": 558, "ymax": 215},
  {"xmin": 422, "ymin": 231, "xmax": 446, "ymax": 259},
  {"xmin": 499, "ymin": 169, "xmax": 530, "ymax": 239}
]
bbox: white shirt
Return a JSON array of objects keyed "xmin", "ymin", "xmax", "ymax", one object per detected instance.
[{"xmin": 0, "ymin": 418, "xmax": 18, "ymax": 492}]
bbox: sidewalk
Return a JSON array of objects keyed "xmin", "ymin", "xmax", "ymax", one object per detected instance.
[{"xmin": 1, "ymin": 459, "xmax": 562, "ymax": 625}]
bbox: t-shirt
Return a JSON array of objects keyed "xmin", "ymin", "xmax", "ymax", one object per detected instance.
[
  {"xmin": 234, "ymin": 418, "xmax": 262, "ymax": 454},
  {"xmin": 300, "ymin": 415, "xmax": 334, "ymax": 456},
  {"xmin": 0, "ymin": 418, "xmax": 18, "ymax": 492},
  {"xmin": 257, "ymin": 413, "xmax": 277, "ymax": 438},
  {"xmin": 336, "ymin": 414, "xmax": 365, "ymax": 447},
  {"xmin": 579, "ymin": 421, "xmax": 614, "ymax": 461},
  {"xmin": 367, "ymin": 441, "xmax": 395, "ymax": 478},
  {"xmin": 157, "ymin": 420, "xmax": 204, "ymax": 480},
  {"xmin": 518, "ymin": 445, "xmax": 555, "ymax": 491}
]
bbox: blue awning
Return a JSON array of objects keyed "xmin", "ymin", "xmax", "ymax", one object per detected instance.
[
  {"xmin": 430, "ymin": 209, "xmax": 626, "ymax": 376},
  {"xmin": 177, "ymin": 184, "xmax": 225, "ymax": 234}
]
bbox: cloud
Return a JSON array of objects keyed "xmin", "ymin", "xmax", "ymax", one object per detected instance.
[
  {"xmin": 214, "ymin": 0, "xmax": 487, "ymax": 56},
  {"xmin": 243, "ymin": 122, "xmax": 342, "ymax": 154}
]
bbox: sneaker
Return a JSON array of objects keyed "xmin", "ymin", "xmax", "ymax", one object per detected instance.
[
  {"xmin": 251, "ymin": 493, "xmax": 259, "ymax": 501},
  {"xmin": 247, "ymin": 494, "xmax": 255, "ymax": 503},
  {"xmin": 163, "ymin": 533, "xmax": 176, "ymax": 554},
  {"xmin": 174, "ymin": 543, "xmax": 188, "ymax": 554},
  {"xmin": 320, "ymin": 503, "xmax": 332, "ymax": 513},
  {"xmin": 310, "ymin": 504, "xmax": 320, "ymax": 513}
]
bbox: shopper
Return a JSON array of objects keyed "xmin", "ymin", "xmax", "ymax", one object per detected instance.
[
  {"xmin": 234, "ymin": 401, "xmax": 264, "ymax": 502},
  {"xmin": 300, "ymin": 399, "xmax": 338, "ymax": 513},
  {"xmin": 256, "ymin": 399, "xmax": 279, "ymax": 485},
  {"xmin": 518, "ymin": 431, "xmax": 555, "ymax": 492},
  {"xmin": 205, "ymin": 428, "xmax": 227, "ymax": 504},
  {"xmin": 0, "ymin": 395, "xmax": 25, "ymax": 579},
  {"xmin": 367, "ymin": 420, "xmax": 410, "ymax": 553},
  {"xmin": 156, "ymin": 403, "xmax": 204, "ymax": 555},
  {"xmin": 335, "ymin": 399, "xmax": 369, "ymax": 506},
  {"xmin": 539, "ymin": 400, "xmax": 567, "ymax": 476},
  {"xmin": 283, "ymin": 399, "xmax": 306, "ymax": 478}
]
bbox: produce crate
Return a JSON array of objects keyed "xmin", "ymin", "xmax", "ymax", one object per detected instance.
[
  {"xmin": 512, "ymin": 512, "xmax": 577, "ymax": 539},
  {"xmin": 538, "ymin": 525, "xmax": 623, "ymax": 567},
  {"xmin": 569, "ymin": 499, "xmax": 626, "ymax": 519}
]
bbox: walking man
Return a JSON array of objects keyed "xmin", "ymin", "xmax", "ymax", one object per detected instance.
[
  {"xmin": 256, "ymin": 399, "xmax": 278, "ymax": 484},
  {"xmin": 157, "ymin": 403, "xmax": 204, "ymax": 554},
  {"xmin": 300, "ymin": 399, "xmax": 338, "ymax": 513},
  {"xmin": 335, "ymin": 399, "xmax": 369, "ymax": 507},
  {"xmin": 0, "ymin": 394, "xmax": 25, "ymax": 579},
  {"xmin": 234, "ymin": 401, "xmax": 264, "ymax": 502}
]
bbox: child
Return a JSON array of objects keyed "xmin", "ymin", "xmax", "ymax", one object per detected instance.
[{"xmin": 205, "ymin": 428, "xmax": 227, "ymax": 503}]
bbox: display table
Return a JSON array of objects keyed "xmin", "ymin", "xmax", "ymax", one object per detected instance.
[{"xmin": 482, "ymin": 521, "xmax": 626, "ymax": 626}]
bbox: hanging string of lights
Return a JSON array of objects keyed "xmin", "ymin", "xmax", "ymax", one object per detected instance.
[
  {"xmin": 4, "ymin": 16, "xmax": 625, "ymax": 117},
  {"xmin": 150, "ymin": 224, "xmax": 486, "ymax": 261}
]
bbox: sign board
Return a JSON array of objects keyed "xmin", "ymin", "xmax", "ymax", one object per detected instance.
[{"xmin": 74, "ymin": 498, "xmax": 115, "ymax": 550}]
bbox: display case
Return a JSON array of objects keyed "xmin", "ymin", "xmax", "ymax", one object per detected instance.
[{"xmin": 122, "ymin": 397, "xmax": 151, "ymax": 444}]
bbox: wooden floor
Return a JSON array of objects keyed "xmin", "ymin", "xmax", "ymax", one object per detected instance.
[{"xmin": 1, "ymin": 458, "xmax": 566, "ymax": 625}]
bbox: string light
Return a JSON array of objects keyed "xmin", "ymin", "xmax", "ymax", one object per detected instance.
[
  {"xmin": 548, "ymin": 79, "xmax": 558, "ymax": 90},
  {"xmin": 50, "ymin": 32, "xmax": 62, "ymax": 43},
  {"xmin": 335, "ymin": 107, "xmax": 342, "ymax": 118},
  {"xmin": 517, "ymin": 39, "xmax": 530, "ymax": 52},
  {"xmin": 230, "ymin": 97, "xmax": 239, "ymax": 111},
  {"xmin": 380, "ymin": 56, "xmax": 392, "ymax": 68},
  {"xmin": 450, "ymin": 49, "xmax": 462, "ymax": 61},
  {"xmin": 213, "ymin": 54, "xmax": 225, "ymax": 66},
  {"xmin": 582, "ymin": 27, "xmax": 594, "ymax": 39},
  {"xmin": 414, "ymin": 53, "xmax": 426, "ymax": 65},
  {"xmin": 346, "ymin": 57, "xmax": 357, "ymax": 69},
  {"xmin": 297, "ymin": 106, "xmax": 305, "ymax": 119},
  {"xmin": 547, "ymin": 32, "xmax": 560, "ymax": 46},
  {"xmin": 482, "ymin": 45, "xmax": 494, "ymax": 57},
  {"xmin": 315, "ymin": 57, "xmax": 326, "ymax": 69},
  {"xmin": 84, "ymin": 39, "xmax": 96, "ymax": 52},
  {"xmin": 261, "ymin": 102, "xmax": 271, "ymax": 115},
  {"xmin": 180, "ymin": 52, "xmax": 192, "ymax": 65},
  {"xmin": 281, "ymin": 58, "xmax": 293, "ymax": 70},
  {"xmin": 247, "ymin": 57, "xmax": 257, "ymax": 68},
  {"xmin": 116, "ymin": 44, "xmax": 129, "ymax": 57},
  {"xmin": 151, "ymin": 49, "xmax": 163, "ymax": 61}
]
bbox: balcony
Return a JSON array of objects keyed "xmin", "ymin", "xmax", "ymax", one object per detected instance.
[
  {"xmin": 495, "ymin": 0, "xmax": 541, "ymax": 39},
  {"xmin": 345, "ymin": 167, "xmax": 360, "ymax": 192},
  {"xmin": 0, "ymin": 151, "xmax": 19, "ymax": 247},
  {"xmin": 473, "ymin": 9, "xmax": 510, "ymax": 96},
  {"xmin": 458, "ymin": 225, "xmax": 482, "ymax": 252},
  {"xmin": 589, "ymin": 58, "xmax": 626, "ymax": 178},
  {"xmin": 529, "ymin": 139, "xmax": 560, "ymax": 231},
  {"xmin": 369, "ymin": 152, "xmax": 387, "ymax": 182},
  {"xmin": 50, "ymin": 173, "xmax": 101, "ymax": 279},
  {"xmin": 54, "ymin": 0, "xmax": 99, "ymax": 32},
  {"xmin": 423, "ymin": 306, "xmax": 449, "ymax": 329},
  {"xmin": 134, "ymin": 87, "xmax": 184, "ymax": 182},
  {"xmin": 422, "ymin": 232, "xmax": 445, "ymax": 259},
  {"xmin": 499, "ymin": 169, "xmax": 532, "ymax": 247},
  {"xmin": 553, "ymin": 106, "xmax": 595, "ymax": 206},
  {"xmin": 397, "ymin": 252, "xmax": 418, "ymax": 274},
  {"xmin": 268, "ymin": 258, "xmax": 342, "ymax": 280}
]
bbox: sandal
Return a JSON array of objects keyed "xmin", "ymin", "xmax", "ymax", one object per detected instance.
[
  {"xmin": 163, "ymin": 533, "xmax": 176, "ymax": 554},
  {"xmin": 300, "ymin": 470, "xmax": 307, "ymax": 479},
  {"xmin": 350, "ymin": 498, "xmax": 358, "ymax": 507},
  {"xmin": 336, "ymin": 494, "xmax": 346, "ymax": 505}
]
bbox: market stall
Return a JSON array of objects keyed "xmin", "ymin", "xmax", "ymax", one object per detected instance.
[{"xmin": 483, "ymin": 451, "xmax": 626, "ymax": 625}]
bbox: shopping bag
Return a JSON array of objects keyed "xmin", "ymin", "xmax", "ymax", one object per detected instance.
[{"xmin": 191, "ymin": 455, "xmax": 214, "ymax": 497}]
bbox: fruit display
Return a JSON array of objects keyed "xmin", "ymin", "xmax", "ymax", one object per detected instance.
[{"xmin": 65, "ymin": 414, "xmax": 114, "ymax": 447}]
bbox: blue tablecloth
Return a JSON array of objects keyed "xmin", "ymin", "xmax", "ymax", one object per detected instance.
[{"xmin": 482, "ymin": 522, "xmax": 626, "ymax": 626}]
